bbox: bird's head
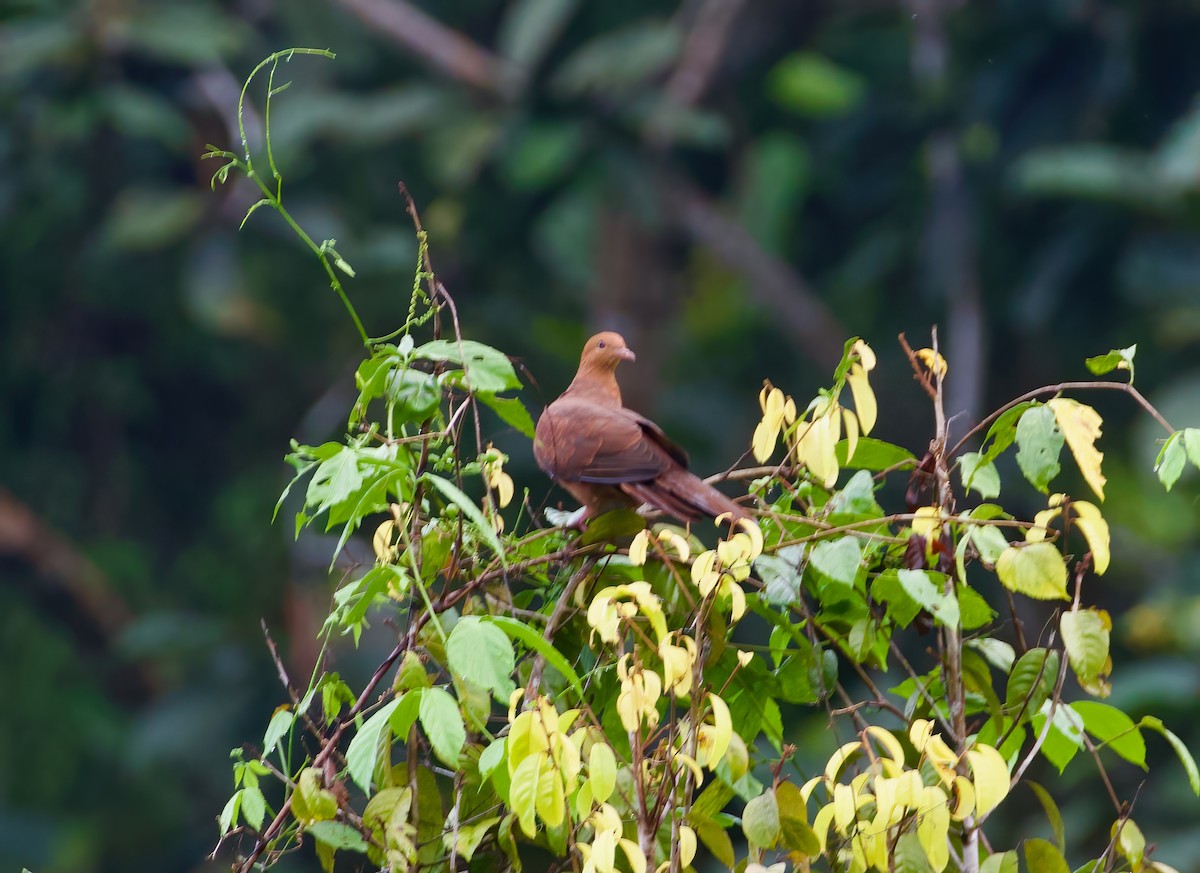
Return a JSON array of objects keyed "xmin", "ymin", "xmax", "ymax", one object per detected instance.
[{"xmin": 579, "ymin": 332, "xmax": 636, "ymax": 371}]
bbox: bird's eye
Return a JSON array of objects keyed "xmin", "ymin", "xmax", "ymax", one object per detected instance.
[{"xmin": 597, "ymin": 340, "xmax": 606, "ymax": 348}]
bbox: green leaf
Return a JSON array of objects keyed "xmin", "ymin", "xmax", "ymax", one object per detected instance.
[
  {"xmin": 479, "ymin": 394, "xmax": 536, "ymax": 438},
  {"xmin": 767, "ymin": 51, "xmax": 865, "ymax": 117},
  {"xmin": 980, "ymin": 850, "xmax": 1019, "ymax": 873},
  {"xmin": 1073, "ymin": 701, "xmax": 1145, "ymax": 768},
  {"xmin": 1024, "ymin": 838, "xmax": 1069, "ymax": 873},
  {"xmin": 694, "ymin": 818, "xmax": 735, "ymax": 867},
  {"xmin": 895, "ymin": 569, "xmax": 960, "ymax": 629},
  {"xmin": 481, "ymin": 615, "xmax": 584, "ymax": 699},
  {"xmin": 241, "ymin": 785, "xmax": 267, "ymax": 829},
  {"xmin": 1186, "ymin": 428, "xmax": 1200, "ymax": 467},
  {"xmin": 981, "ymin": 402, "xmax": 1035, "ymax": 464},
  {"xmin": 308, "ymin": 820, "xmax": 370, "ymax": 852},
  {"xmin": 387, "ymin": 369, "xmax": 441, "ymax": 423},
  {"xmin": 997, "ymin": 543, "xmax": 1068, "ymax": 600},
  {"xmin": 1015, "ymin": 405, "xmax": 1063, "ymax": 493},
  {"xmin": 479, "ymin": 737, "xmax": 507, "ymax": 780},
  {"xmin": 307, "ymin": 448, "xmax": 368, "ymax": 516},
  {"xmin": 808, "ymin": 537, "xmax": 862, "ymax": 590},
  {"xmin": 345, "ymin": 697, "xmax": 401, "ymax": 792},
  {"xmin": 1085, "ymin": 345, "xmax": 1136, "ymax": 382},
  {"xmin": 755, "ymin": 554, "xmax": 804, "ymax": 605},
  {"xmin": 1025, "ymin": 782, "xmax": 1065, "ymax": 851},
  {"xmin": 447, "ymin": 616, "xmax": 516, "ymax": 700},
  {"xmin": 1005, "ymin": 648, "xmax": 1059, "ymax": 720},
  {"xmin": 776, "ymin": 781, "xmax": 819, "ymax": 856},
  {"xmin": 218, "ymin": 790, "xmax": 242, "ymax": 834},
  {"xmin": 414, "ymin": 340, "xmax": 521, "ymax": 393},
  {"xmin": 960, "ymin": 451, "xmax": 1001, "ymax": 499},
  {"xmin": 741, "ymin": 788, "xmax": 781, "ymax": 849},
  {"xmin": 834, "ymin": 437, "xmax": 916, "ymax": 470},
  {"xmin": 1060, "ymin": 609, "xmax": 1111, "ymax": 690},
  {"xmin": 419, "ymin": 686, "xmax": 466, "ymax": 767},
  {"xmin": 1032, "ymin": 704, "xmax": 1085, "ymax": 773},
  {"xmin": 262, "ymin": 708, "xmax": 295, "ymax": 757},
  {"xmin": 421, "ymin": 473, "xmax": 506, "ymax": 563},
  {"xmin": 580, "ymin": 507, "xmax": 645, "ymax": 545},
  {"xmin": 1139, "ymin": 716, "xmax": 1200, "ymax": 794},
  {"xmin": 1153, "ymin": 431, "xmax": 1187, "ymax": 491},
  {"xmin": 969, "ymin": 523, "xmax": 1010, "ymax": 565},
  {"xmin": 443, "ymin": 815, "xmax": 502, "ymax": 863}
]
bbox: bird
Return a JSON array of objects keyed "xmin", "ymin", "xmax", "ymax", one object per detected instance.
[{"xmin": 533, "ymin": 331, "xmax": 747, "ymax": 526}]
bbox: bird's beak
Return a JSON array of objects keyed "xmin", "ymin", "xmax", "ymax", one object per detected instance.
[{"xmin": 617, "ymin": 347, "xmax": 636, "ymax": 362}]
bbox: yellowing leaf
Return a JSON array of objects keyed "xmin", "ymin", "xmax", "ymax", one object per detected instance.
[
  {"xmin": 1071, "ymin": 500, "xmax": 1110, "ymax": 574},
  {"xmin": 589, "ymin": 743, "xmax": 617, "ymax": 804},
  {"xmin": 842, "ymin": 407, "xmax": 860, "ymax": 464},
  {"xmin": 996, "ymin": 543, "xmax": 1069, "ymax": 600},
  {"xmin": 1048, "ymin": 398, "xmax": 1106, "ymax": 500},
  {"xmin": 916, "ymin": 786, "xmax": 950, "ymax": 871},
  {"xmin": 966, "ymin": 744, "xmax": 1011, "ymax": 816},
  {"xmin": 510, "ymin": 753, "xmax": 543, "ymax": 836}
]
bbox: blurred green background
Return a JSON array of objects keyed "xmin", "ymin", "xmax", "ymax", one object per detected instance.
[{"xmin": 2, "ymin": 0, "xmax": 1199, "ymax": 870}]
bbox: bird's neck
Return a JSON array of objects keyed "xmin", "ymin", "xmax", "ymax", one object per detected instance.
[{"xmin": 565, "ymin": 365, "xmax": 623, "ymax": 407}]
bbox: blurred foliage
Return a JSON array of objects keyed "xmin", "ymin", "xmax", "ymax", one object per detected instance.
[{"xmin": 1, "ymin": 0, "xmax": 1199, "ymax": 870}]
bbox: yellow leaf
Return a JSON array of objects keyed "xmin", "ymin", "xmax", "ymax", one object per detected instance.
[
  {"xmin": 826, "ymin": 741, "xmax": 863, "ymax": 783},
  {"xmin": 842, "ymin": 407, "xmax": 860, "ymax": 465},
  {"xmin": 691, "ymin": 550, "xmax": 719, "ymax": 595},
  {"xmin": 627, "ymin": 530, "xmax": 650, "ymax": 566},
  {"xmin": 591, "ymin": 828, "xmax": 617, "ymax": 873},
  {"xmin": 1048, "ymin": 398, "xmax": 1106, "ymax": 500},
  {"xmin": 697, "ymin": 693, "xmax": 733, "ymax": 769},
  {"xmin": 618, "ymin": 839, "xmax": 647, "ymax": 873},
  {"xmin": 852, "ymin": 339, "xmax": 877, "ymax": 371},
  {"xmin": 1072, "ymin": 500, "xmax": 1110, "ymax": 575},
  {"xmin": 966, "ymin": 744, "xmax": 1011, "ymax": 817},
  {"xmin": 912, "ymin": 507, "xmax": 942, "ymax": 540},
  {"xmin": 847, "ymin": 362, "xmax": 877, "ymax": 434},
  {"xmin": 1026, "ymin": 507, "xmax": 1061, "ymax": 543},
  {"xmin": 915, "ymin": 348, "xmax": 948, "ymax": 379},
  {"xmin": 833, "ymin": 783, "xmax": 856, "ymax": 833},
  {"xmin": 658, "ymin": 529, "xmax": 691, "ymax": 562},
  {"xmin": 752, "ymin": 418, "xmax": 779, "ymax": 464},
  {"xmin": 679, "ymin": 825, "xmax": 697, "ymax": 868},
  {"xmin": 811, "ymin": 803, "xmax": 836, "ymax": 853},
  {"xmin": 949, "ymin": 775, "xmax": 975, "ymax": 822},
  {"xmin": 797, "ymin": 410, "xmax": 840, "ymax": 487},
  {"xmin": 373, "ymin": 520, "xmax": 396, "ymax": 563},
  {"xmin": 865, "ymin": 726, "xmax": 905, "ymax": 766},
  {"xmin": 734, "ymin": 516, "xmax": 764, "ymax": 559}
]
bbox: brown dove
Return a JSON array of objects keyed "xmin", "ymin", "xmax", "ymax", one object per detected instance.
[{"xmin": 534, "ymin": 332, "xmax": 747, "ymax": 525}]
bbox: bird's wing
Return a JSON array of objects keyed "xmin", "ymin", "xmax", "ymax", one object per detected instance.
[{"xmin": 535, "ymin": 398, "xmax": 682, "ymax": 484}]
